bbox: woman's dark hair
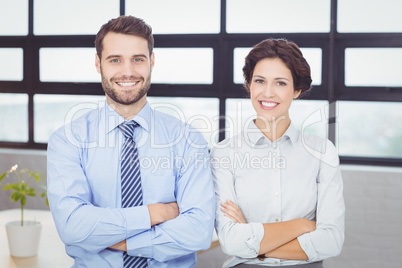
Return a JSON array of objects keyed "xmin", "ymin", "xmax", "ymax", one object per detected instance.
[
  {"xmin": 242, "ymin": 39, "xmax": 312, "ymax": 97},
  {"xmin": 95, "ymin": 15, "xmax": 154, "ymax": 60}
]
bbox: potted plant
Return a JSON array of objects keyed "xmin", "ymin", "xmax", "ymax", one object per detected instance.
[{"xmin": 0, "ymin": 164, "xmax": 48, "ymax": 257}]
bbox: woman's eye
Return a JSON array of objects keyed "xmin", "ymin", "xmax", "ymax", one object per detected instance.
[
  {"xmin": 277, "ymin": 81, "xmax": 287, "ymax": 86},
  {"xmin": 254, "ymin": 79, "xmax": 264, "ymax": 84}
]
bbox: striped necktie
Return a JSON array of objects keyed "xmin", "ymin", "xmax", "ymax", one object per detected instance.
[{"xmin": 119, "ymin": 121, "xmax": 148, "ymax": 268}]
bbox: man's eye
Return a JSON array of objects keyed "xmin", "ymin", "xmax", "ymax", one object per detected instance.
[
  {"xmin": 133, "ymin": 58, "xmax": 143, "ymax": 63},
  {"xmin": 111, "ymin": 59, "xmax": 119, "ymax": 63}
]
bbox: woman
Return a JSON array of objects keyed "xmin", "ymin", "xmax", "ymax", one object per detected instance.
[{"xmin": 211, "ymin": 39, "xmax": 345, "ymax": 268}]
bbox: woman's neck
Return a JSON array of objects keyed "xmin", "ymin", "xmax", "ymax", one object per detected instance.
[{"xmin": 254, "ymin": 116, "xmax": 291, "ymax": 142}]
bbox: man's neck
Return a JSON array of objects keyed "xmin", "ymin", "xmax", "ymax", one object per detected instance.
[{"xmin": 106, "ymin": 97, "xmax": 147, "ymax": 120}]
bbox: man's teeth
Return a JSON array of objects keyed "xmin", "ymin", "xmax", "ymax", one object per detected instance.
[
  {"xmin": 117, "ymin": 82, "xmax": 137, "ymax": 87},
  {"xmin": 261, "ymin": 101, "xmax": 278, "ymax": 107}
]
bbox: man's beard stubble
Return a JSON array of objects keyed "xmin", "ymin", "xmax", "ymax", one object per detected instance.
[{"xmin": 101, "ymin": 73, "xmax": 151, "ymax": 106}]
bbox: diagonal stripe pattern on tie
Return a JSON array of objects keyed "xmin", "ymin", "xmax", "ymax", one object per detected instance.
[{"xmin": 119, "ymin": 121, "xmax": 148, "ymax": 268}]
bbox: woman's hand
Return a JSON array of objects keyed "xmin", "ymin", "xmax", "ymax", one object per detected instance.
[{"xmin": 221, "ymin": 200, "xmax": 247, "ymax": 224}]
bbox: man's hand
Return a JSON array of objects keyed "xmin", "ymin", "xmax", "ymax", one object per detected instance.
[
  {"xmin": 148, "ymin": 202, "xmax": 179, "ymax": 226},
  {"xmin": 109, "ymin": 240, "xmax": 127, "ymax": 251}
]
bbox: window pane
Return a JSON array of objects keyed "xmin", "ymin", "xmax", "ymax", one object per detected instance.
[
  {"xmin": 0, "ymin": 93, "xmax": 28, "ymax": 142},
  {"xmin": 40, "ymin": 48, "xmax": 100, "ymax": 82},
  {"xmin": 152, "ymin": 48, "xmax": 213, "ymax": 84},
  {"xmin": 338, "ymin": 0, "xmax": 402, "ymax": 33},
  {"xmin": 225, "ymin": 98, "xmax": 328, "ymax": 138},
  {"xmin": 0, "ymin": 48, "xmax": 23, "ymax": 81},
  {"xmin": 227, "ymin": 0, "xmax": 330, "ymax": 33},
  {"xmin": 234, "ymin": 48, "xmax": 322, "ymax": 85},
  {"xmin": 34, "ymin": 0, "xmax": 119, "ymax": 35},
  {"xmin": 338, "ymin": 101, "xmax": 402, "ymax": 158},
  {"xmin": 125, "ymin": 0, "xmax": 220, "ymax": 34},
  {"xmin": 147, "ymin": 97, "xmax": 219, "ymax": 146},
  {"xmin": 0, "ymin": 0, "xmax": 28, "ymax": 35},
  {"xmin": 345, "ymin": 48, "xmax": 402, "ymax": 87},
  {"xmin": 34, "ymin": 95, "xmax": 106, "ymax": 143}
]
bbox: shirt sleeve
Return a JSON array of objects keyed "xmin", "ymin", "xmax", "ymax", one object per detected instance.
[
  {"xmin": 209, "ymin": 145, "xmax": 264, "ymax": 258},
  {"xmin": 47, "ymin": 126, "xmax": 151, "ymax": 254},
  {"xmin": 297, "ymin": 140, "xmax": 345, "ymax": 262},
  {"xmin": 125, "ymin": 128, "xmax": 216, "ymax": 262}
]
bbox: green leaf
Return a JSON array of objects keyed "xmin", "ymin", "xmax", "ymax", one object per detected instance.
[
  {"xmin": 11, "ymin": 192, "xmax": 22, "ymax": 202},
  {"xmin": 21, "ymin": 195, "xmax": 26, "ymax": 206},
  {"xmin": 21, "ymin": 183, "xmax": 27, "ymax": 191},
  {"xmin": 33, "ymin": 173, "xmax": 40, "ymax": 182},
  {"xmin": 0, "ymin": 173, "xmax": 6, "ymax": 181},
  {"xmin": 10, "ymin": 192, "xmax": 18, "ymax": 202},
  {"xmin": 12, "ymin": 184, "xmax": 20, "ymax": 191},
  {"xmin": 3, "ymin": 184, "xmax": 14, "ymax": 191}
]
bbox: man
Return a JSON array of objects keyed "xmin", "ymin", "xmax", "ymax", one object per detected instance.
[{"xmin": 47, "ymin": 15, "xmax": 215, "ymax": 267}]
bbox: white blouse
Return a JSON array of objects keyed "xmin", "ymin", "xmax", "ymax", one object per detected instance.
[{"xmin": 211, "ymin": 122, "xmax": 345, "ymax": 267}]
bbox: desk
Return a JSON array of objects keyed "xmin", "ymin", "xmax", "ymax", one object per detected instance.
[
  {"xmin": 0, "ymin": 209, "xmax": 74, "ymax": 268},
  {"xmin": 1, "ymin": 209, "xmax": 219, "ymax": 267}
]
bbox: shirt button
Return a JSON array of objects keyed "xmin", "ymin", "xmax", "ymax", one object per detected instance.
[
  {"xmin": 275, "ymin": 261, "xmax": 279, "ymax": 264},
  {"xmin": 138, "ymin": 254, "xmax": 142, "ymax": 257},
  {"xmin": 274, "ymin": 192, "xmax": 279, "ymax": 197},
  {"xmin": 275, "ymin": 218, "xmax": 279, "ymax": 222}
]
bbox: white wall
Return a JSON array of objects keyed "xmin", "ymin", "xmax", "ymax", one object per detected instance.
[{"xmin": 1, "ymin": 149, "xmax": 401, "ymax": 267}]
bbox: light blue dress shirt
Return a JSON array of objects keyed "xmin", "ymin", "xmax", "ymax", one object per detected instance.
[
  {"xmin": 211, "ymin": 121, "xmax": 345, "ymax": 267},
  {"xmin": 47, "ymin": 100, "xmax": 215, "ymax": 267}
]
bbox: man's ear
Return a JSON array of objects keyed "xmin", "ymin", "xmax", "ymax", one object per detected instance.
[
  {"xmin": 294, "ymin": 89, "xmax": 302, "ymax": 99},
  {"xmin": 95, "ymin": 53, "xmax": 101, "ymax": 74},
  {"xmin": 150, "ymin": 52, "xmax": 155, "ymax": 70}
]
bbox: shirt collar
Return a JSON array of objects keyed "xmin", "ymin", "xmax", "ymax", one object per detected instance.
[
  {"xmin": 105, "ymin": 100, "xmax": 151, "ymax": 134},
  {"xmin": 245, "ymin": 120, "xmax": 300, "ymax": 146}
]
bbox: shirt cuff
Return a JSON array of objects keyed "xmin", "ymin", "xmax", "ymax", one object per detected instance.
[
  {"xmin": 245, "ymin": 222, "xmax": 264, "ymax": 255},
  {"xmin": 297, "ymin": 233, "xmax": 318, "ymax": 261},
  {"xmin": 124, "ymin": 205, "xmax": 151, "ymax": 234},
  {"xmin": 126, "ymin": 229, "xmax": 153, "ymax": 258}
]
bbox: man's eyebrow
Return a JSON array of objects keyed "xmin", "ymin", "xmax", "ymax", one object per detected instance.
[
  {"xmin": 105, "ymin": 54, "xmax": 148, "ymax": 60},
  {"xmin": 105, "ymin": 55, "xmax": 121, "ymax": 60},
  {"xmin": 133, "ymin": 54, "xmax": 148, "ymax": 58}
]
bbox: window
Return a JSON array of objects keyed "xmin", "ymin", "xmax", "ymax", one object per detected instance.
[
  {"xmin": 226, "ymin": 0, "xmax": 330, "ymax": 33},
  {"xmin": 126, "ymin": 0, "xmax": 220, "ymax": 34},
  {"xmin": 0, "ymin": 94, "xmax": 28, "ymax": 142},
  {"xmin": 0, "ymin": 48, "xmax": 24, "ymax": 81},
  {"xmin": 40, "ymin": 48, "xmax": 100, "ymax": 82},
  {"xmin": 148, "ymin": 97, "xmax": 220, "ymax": 146},
  {"xmin": 345, "ymin": 48, "xmax": 402, "ymax": 87},
  {"xmin": 338, "ymin": 101, "xmax": 402, "ymax": 159},
  {"xmin": 152, "ymin": 48, "xmax": 214, "ymax": 84},
  {"xmin": 34, "ymin": 95, "xmax": 106, "ymax": 143},
  {"xmin": 34, "ymin": 0, "xmax": 119, "ymax": 35},
  {"xmin": 0, "ymin": 0, "xmax": 28, "ymax": 36},
  {"xmin": 338, "ymin": 0, "xmax": 402, "ymax": 33},
  {"xmin": 1, "ymin": 0, "xmax": 401, "ymax": 166}
]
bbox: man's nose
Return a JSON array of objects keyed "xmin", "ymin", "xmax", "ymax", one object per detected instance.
[{"xmin": 120, "ymin": 61, "xmax": 138, "ymax": 77}]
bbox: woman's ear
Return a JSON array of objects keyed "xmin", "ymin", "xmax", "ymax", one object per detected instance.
[{"xmin": 294, "ymin": 89, "xmax": 302, "ymax": 99}]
